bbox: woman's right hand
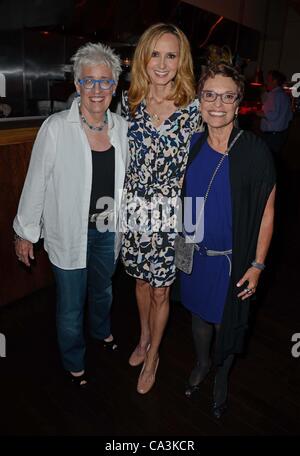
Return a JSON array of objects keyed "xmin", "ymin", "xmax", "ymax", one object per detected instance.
[{"xmin": 15, "ymin": 239, "xmax": 34, "ymax": 267}]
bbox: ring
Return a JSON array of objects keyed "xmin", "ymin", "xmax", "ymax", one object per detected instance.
[
  {"xmin": 247, "ymin": 288, "xmax": 253, "ymax": 294},
  {"xmin": 245, "ymin": 287, "xmax": 249, "ymax": 292}
]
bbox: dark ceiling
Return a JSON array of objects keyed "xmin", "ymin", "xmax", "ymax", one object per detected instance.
[
  {"xmin": 0, "ymin": 0, "xmax": 181, "ymax": 36},
  {"xmin": 0, "ymin": 0, "xmax": 263, "ymax": 59},
  {"xmin": 1, "ymin": 0, "xmax": 298, "ymax": 38}
]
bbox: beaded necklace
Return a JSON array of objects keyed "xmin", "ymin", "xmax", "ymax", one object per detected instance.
[{"xmin": 80, "ymin": 111, "xmax": 108, "ymax": 132}]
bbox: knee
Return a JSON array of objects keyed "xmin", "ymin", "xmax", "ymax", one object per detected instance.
[
  {"xmin": 151, "ymin": 287, "xmax": 169, "ymax": 307},
  {"xmin": 56, "ymin": 307, "xmax": 82, "ymax": 325},
  {"xmin": 56, "ymin": 314, "xmax": 82, "ymax": 337}
]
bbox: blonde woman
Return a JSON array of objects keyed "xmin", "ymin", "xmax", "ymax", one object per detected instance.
[{"xmin": 121, "ymin": 23, "xmax": 200, "ymax": 394}]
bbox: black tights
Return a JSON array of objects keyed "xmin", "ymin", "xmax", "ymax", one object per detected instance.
[{"xmin": 189, "ymin": 314, "xmax": 234, "ymax": 405}]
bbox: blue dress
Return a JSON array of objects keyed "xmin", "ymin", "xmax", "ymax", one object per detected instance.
[{"xmin": 180, "ymin": 140, "xmax": 232, "ymax": 324}]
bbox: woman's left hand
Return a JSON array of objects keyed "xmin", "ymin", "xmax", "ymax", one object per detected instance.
[{"xmin": 236, "ymin": 267, "xmax": 262, "ymax": 300}]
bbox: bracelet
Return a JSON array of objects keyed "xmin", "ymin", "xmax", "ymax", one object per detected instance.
[
  {"xmin": 13, "ymin": 233, "xmax": 24, "ymax": 242},
  {"xmin": 251, "ymin": 261, "xmax": 265, "ymax": 270}
]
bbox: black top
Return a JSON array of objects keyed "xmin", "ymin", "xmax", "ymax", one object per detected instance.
[
  {"xmin": 89, "ymin": 146, "xmax": 115, "ymax": 228},
  {"xmin": 182, "ymin": 127, "xmax": 276, "ymax": 365}
]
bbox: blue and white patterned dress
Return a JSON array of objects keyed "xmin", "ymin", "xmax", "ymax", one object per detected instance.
[{"xmin": 121, "ymin": 92, "xmax": 200, "ymax": 287}]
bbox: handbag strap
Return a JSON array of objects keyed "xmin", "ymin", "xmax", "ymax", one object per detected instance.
[{"xmin": 184, "ymin": 130, "xmax": 243, "ymax": 243}]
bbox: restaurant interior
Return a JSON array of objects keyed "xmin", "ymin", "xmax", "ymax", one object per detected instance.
[{"xmin": 0, "ymin": 0, "xmax": 299, "ymax": 443}]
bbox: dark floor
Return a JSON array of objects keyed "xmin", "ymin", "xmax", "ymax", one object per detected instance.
[
  {"xmin": 0, "ymin": 260, "xmax": 299, "ymax": 438},
  {"xmin": 1, "ymin": 124, "xmax": 300, "ymax": 441}
]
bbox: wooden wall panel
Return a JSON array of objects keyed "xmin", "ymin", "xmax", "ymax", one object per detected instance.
[{"xmin": 0, "ymin": 128, "xmax": 53, "ymax": 306}]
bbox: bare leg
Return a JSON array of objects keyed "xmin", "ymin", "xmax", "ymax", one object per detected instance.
[
  {"xmin": 137, "ymin": 285, "xmax": 170, "ymax": 394},
  {"xmin": 129, "ymin": 279, "xmax": 151, "ymax": 366},
  {"xmin": 148, "ymin": 285, "xmax": 170, "ymax": 358}
]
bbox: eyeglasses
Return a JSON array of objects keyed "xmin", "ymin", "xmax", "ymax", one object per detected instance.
[
  {"xmin": 201, "ymin": 90, "xmax": 239, "ymax": 104},
  {"xmin": 78, "ymin": 78, "xmax": 116, "ymax": 90}
]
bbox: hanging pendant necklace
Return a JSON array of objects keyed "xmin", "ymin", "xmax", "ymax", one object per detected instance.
[
  {"xmin": 147, "ymin": 96, "xmax": 163, "ymax": 124},
  {"xmin": 150, "ymin": 112, "xmax": 160, "ymax": 123},
  {"xmin": 80, "ymin": 111, "xmax": 108, "ymax": 132}
]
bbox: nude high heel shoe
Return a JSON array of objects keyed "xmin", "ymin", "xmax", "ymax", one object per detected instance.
[
  {"xmin": 137, "ymin": 354, "xmax": 159, "ymax": 394},
  {"xmin": 129, "ymin": 343, "xmax": 150, "ymax": 367}
]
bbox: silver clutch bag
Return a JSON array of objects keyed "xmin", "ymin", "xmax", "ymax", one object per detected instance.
[{"xmin": 174, "ymin": 234, "xmax": 196, "ymax": 274}]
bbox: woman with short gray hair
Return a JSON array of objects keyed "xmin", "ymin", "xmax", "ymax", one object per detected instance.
[{"xmin": 14, "ymin": 42, "xmax": 129, "ymax": 387}]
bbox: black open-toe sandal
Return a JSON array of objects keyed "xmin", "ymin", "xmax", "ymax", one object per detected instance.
[
  {"xmin": 102, "ymin": 338, "xmax": 118, "ymax": 351},
  {"xmin": 212, "ymin": 400, "xmax": 228, "ymax": 419},
  {"xmin": 185, "ymin": 382, "xmax": 200, "ymax": 398},
  {"xmin": 66, "ymin": 371, "xmax": 88, "ymax": 388}
]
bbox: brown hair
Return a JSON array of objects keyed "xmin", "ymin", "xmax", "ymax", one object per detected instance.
[
  {"xmin": 128, "ymin": 23, "xmax": 196, "ymax": 116},
  {"xmin": 198, "ymin": 63, "xmax": 245, "ymax": 101}
]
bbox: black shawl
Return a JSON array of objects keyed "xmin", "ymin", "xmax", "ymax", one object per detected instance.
[{"xmin": 182, "ymin": 127, "xmax": 276, "ymax": 365}]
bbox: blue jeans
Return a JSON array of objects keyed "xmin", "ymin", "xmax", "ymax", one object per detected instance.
[{"xmin": 52, "ymin": 229, "xmax": 116, "ymax": 372}]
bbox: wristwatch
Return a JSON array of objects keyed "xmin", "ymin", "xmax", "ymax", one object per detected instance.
[{"xmin": 251, "ymin": 261, "xmax": 265, "ymax": 270}]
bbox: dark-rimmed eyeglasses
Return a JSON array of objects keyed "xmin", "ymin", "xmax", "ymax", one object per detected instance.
[
  {"xmin": 78, "ymin": 78, "xmax": 116, "ymax": 90},
  {"xmin": 201, "ymin": 90, "xmax": 239, "ymax": 104}
]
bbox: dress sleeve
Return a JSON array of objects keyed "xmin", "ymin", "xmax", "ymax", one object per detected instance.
[
  {"xmin": 121, "ymin": 90, "xmax": 130, "ymax": 121},
  {"xmin": 189, "ymin": 98, "xmax": 203, "ymax": 132}
]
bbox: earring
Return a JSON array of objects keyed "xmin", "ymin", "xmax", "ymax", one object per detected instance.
[
  {"xmin": 112, "ymin": 91, "xmax": 116, "ymax": 97},
  {"xmin": 234, "ymin": 112, "xmax": 239, "ymax": 127}
]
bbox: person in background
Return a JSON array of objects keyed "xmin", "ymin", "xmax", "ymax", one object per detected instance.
[
  {"xmin": 180, "ymin": 63, "xmax": 276, "ymax": 418},
  {"xmin": 14, "ymin": 42, "xmax": 128, "ymax": 387},
  {"xmin": 121, "ymin": 23, "xmax": 200, "ymax": 394},
  {"xmin": 0, "ymin": 97, "xmax": 12, "ymax": 117},
  {"xmin": 257, "ymin": 70, "xmax": 292, "ymax": 165}
]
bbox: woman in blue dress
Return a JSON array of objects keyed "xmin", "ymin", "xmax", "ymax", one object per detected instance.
[{"xmin": 180, "ymin": 64, "xmax": 276, "ymax": 418}]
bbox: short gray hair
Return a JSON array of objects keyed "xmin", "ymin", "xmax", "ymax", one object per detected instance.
[{"xmin": 71, "ymin": 42, "xmax": 122, "ymax": 83}]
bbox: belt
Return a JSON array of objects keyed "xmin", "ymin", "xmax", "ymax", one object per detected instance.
[
  {"xmin": 89, "ymin": 209, "xmax": 114, "ymax": 223},
  {"xmin": 194, "ymin": 245, "xmax": 232, "ymax": 276}
]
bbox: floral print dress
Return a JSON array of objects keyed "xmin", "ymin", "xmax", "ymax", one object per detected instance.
[{"xmin": 121, "ymin": 92, "xmax": 200, "ymax": 287}]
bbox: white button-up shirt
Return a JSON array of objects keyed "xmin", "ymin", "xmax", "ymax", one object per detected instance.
[{"xmin": 13, "ymin": 99, "xmax": 129, "ymax": 269}]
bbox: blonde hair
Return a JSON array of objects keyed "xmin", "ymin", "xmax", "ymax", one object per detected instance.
[{"xmin": 128, "ymin": 23, "xmax": 196, "ymax": 116}]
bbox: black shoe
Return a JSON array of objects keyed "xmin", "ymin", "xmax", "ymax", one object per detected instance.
[
  {"xmin": 102, "ymin": 338, "xmax": 118, "ymax": 351},
  {"xmin": 212, "ymin": 401, "xmax": 228, "ymax": 419},
  {"xmin": 185, "ymin": 361, "xmax": 211, "ymax": 398},
  {"xmin": 185, "ymin": 382, "xmax": 200, "ymax": 398},
  {"xmin": 66, "ymin": 371, "xmax": 88, "ymax": 388}
]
